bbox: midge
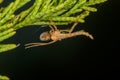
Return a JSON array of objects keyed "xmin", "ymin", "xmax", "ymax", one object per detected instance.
[{"xmin": 25, "ymin": 21, "xmax": 94, "ymax": 49}]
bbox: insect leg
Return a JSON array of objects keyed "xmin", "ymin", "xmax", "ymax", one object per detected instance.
[
  {"xmin": 73, "ymin": 30, "xmax": 94, "ymax": 40},
  {"xmin": 50, "ymin": 20, "xmax": 58, "ymax": 31},
  {"xmin": 60, "ymin": 22, "xmax": 78, "ymax": 33},
  {"xmin": 60, "ymin": 30, "xmax": 69, "ymax": 33},
  {"xmin": 69, "ymin": 22, "xmax": 78, "ymax": 33},
  {"xmin": 25, "ymin": 40, "xmax": 57, "ymax": 49},
  {"xmin": 49, "ymin": 25, "xmax": 55, "ymax": 31}
]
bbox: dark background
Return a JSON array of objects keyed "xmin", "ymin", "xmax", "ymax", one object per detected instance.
[{"xmin": 0, "ymin": 0, "xmax": 119, "ymax": 79}]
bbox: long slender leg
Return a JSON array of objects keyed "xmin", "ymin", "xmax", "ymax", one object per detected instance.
[
  {"xmin": 25, "ymin": 40, "xmax": 57, "ymax": 49},
  {"xmin": 49, "ymin": 25, "xmax": 55, "ymax": 31},
  {"xmin": 76, "ymin": 30, "xmax": 94, "ymax": 40},
  {"xmin": 50, "ymin": 20, "xmax": 58, "ymax": 31},
  {"xmin": 52, "ymin": 24, "xmax": 58, "ymax": 31},
  {"xmin": 60, "ymin": 30, "xmax": 69, "ymax": 33},
  {"xmin": 69, "ymin": 22, "xmax": 78, "ymax": 33}
]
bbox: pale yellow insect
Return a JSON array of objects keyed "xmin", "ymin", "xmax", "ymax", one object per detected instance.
[{"xmin": 25, "ymin": 22, "xmax": 94, "ymax": 49}]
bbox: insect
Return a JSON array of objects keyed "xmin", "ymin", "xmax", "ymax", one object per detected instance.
[{"xmin": 25, "ymin": 21, "xmax": 94, "ymax": 49}]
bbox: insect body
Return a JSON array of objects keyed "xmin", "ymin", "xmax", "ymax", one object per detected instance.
[
  {"xmin": 50, "ymin": 30, "xmax": 94, "ymax": 41},
  {"xmin": 25, "ymin": 22, "xmax": 94, "ymax": 49}
]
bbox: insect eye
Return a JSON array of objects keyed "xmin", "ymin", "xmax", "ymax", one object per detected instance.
[{"xmin": 39, "ymin": 31, "xmax": 51, "ymax": 41}]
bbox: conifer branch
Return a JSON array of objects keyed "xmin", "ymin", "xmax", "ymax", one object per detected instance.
[{"xmin": 0, "ymin": 0, "xmax": 107, "ymax": 53}]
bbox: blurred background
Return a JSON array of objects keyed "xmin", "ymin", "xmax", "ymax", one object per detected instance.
[{"xmin": 0, "ymin": 0, "xmax": 119, "ymax": 79}]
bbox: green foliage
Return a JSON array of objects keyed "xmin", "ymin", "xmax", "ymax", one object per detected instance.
[
  {"xmin": 0, "ymin": 0, "xmax": 107, "ymax": 53},
  {"xmin": 0, "ymin": 75, "xmax": 10, "ymax": 80}
]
